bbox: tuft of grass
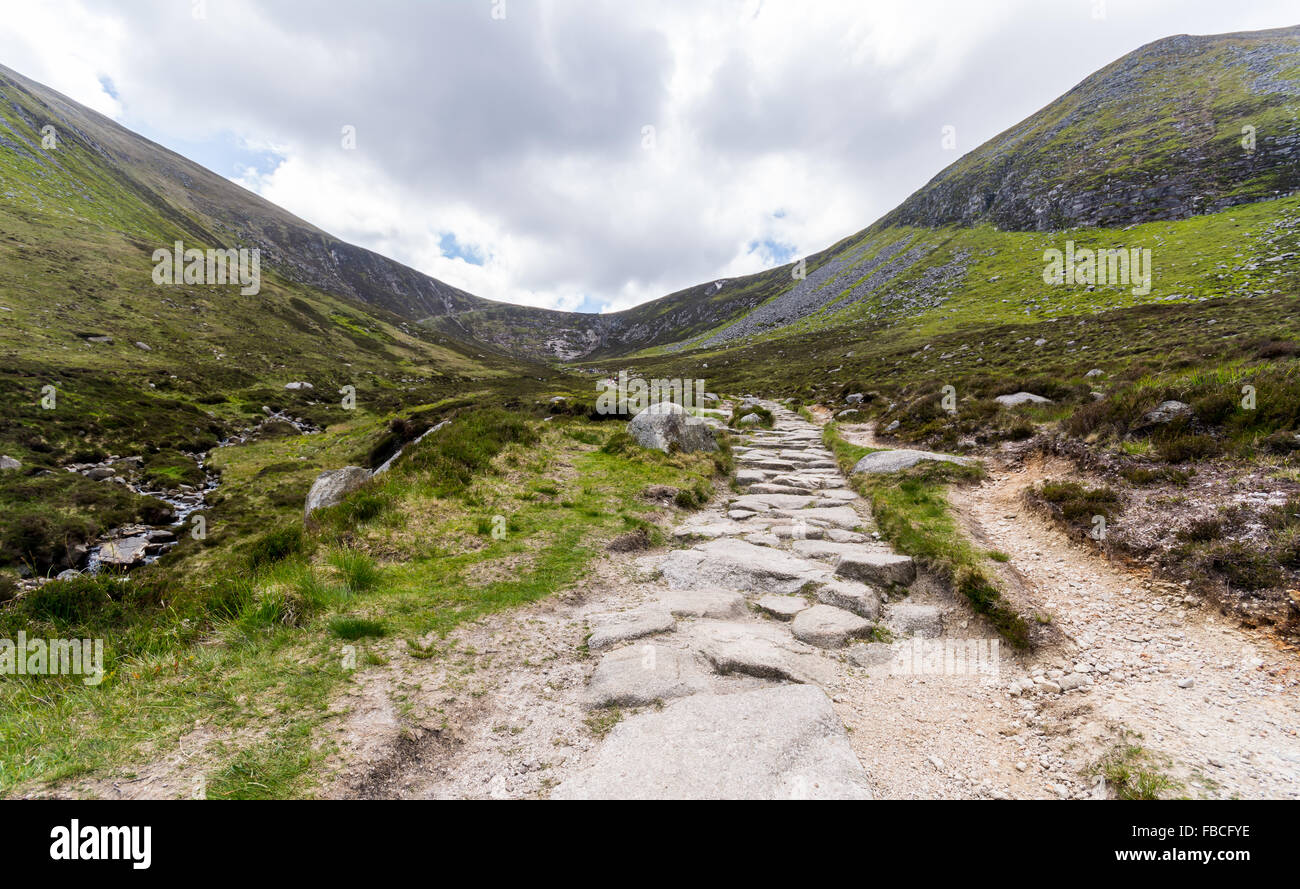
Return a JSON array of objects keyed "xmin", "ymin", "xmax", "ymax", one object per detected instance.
[
  {"xmin": 327, "ymin": 548, "xmax": 382, "ymax": 594},
  {"xmin": 328, "ymin": 617, "xmax": 387, "ymax": 640},
  {"xmin": 1096, "ymin": 743, "xmax": 1181, "ymax": 800},
  {"xmin": 245, "ymin": 525, "xmax": 307, "ymax": 571},
  {"xmin": 584, "ymin": 708, "xmax": 624, "ymax": 737}
]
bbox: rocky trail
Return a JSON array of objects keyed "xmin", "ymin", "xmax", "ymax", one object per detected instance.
[
  {"xmin": 339, "ymin": 403, "xmax": 1300, "ymax": 800},
  {"xmin": 947, "ymin": 453, "xmax": 1300, "ymax": 799},
  {"xmin": 62, "ymin": 402, "xmax": 1300, "ymax": 799}
]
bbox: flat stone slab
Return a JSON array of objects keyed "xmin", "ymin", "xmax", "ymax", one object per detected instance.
[
  {"xmin": 755, "ymin": 594, "xmax": 810, "ymax": 620},
  {"xmin": 737, "ymin": 459, "xmax": 797, "ymax": 472},
  {"xmin": 845, "ymin": 641, "xmax": 897, "ymax": 668},
  {"xmin": 885, "ymin": 603, "xmax": 943, "ymax": 638},
  {"xmin": 551, "ymin": 685, "xmax": 872, "ymax": 799},
  {"xmin": 749, "ymin": 483, "xmax": 813, "ymax": 496},
  {"xmin": 851, "ymin": 449, "xmax": 972, "ymax": 475},
  {"xmin": 588, "ymin": 609, "xmax": 676, "ymax": 651},
  {"xmin": 735, "ymin": 469, "xmax": 768, "ymax": 486},
  {"xmin": 814, "ymin": 579, "xmax": 881, "ymax": 620},
  {"xmin": 702, "ymin": 636, "xmax": 816, "ymax": 683},
  {"xmin": 836, "ymin": 552, "xmax": 916, "ymax": 587},
  {"xmin": 792, "ymin": 541, "xmax": 917, "ymax": 586},
  {"xmin": 775, "ymin": 505, "xmax": 863, "ymax": 530},
  {"xmin": 673, "ymin": 520, "xmax": 746, "ymax": 540},
  {"xmin": 659, "ymin": 538, "xmax": 827, "ymax": 594},
  {"xmin": 654, "ymin": 588, "xmax": 747, "ymax": 620},
  {"xmin": 770, "ymin": 522, "xmax": 825, "ymax": 540},
  {"xmin": 585, "ymin": 644, "xmax": 709, "ymax": 709},
  {"xmin": 731, "ymin": 493, "xmax": 816, "ymax": 511},
  {"xmin": 791, "ymin": 604, "xmax": 873, "ymax": 649}
]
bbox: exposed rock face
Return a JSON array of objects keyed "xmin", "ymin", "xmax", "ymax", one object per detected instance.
[
  {"xmin": 881, "ymin": 28, "xmax": 1300, "ymax": 233},
  {"xmin": 627, "ymin": 402, "xmax": 717, "ymax": 453},
  {"xmin": 552, "ymin": 685, "xmax": 873, "ymax": 800},
  {"xmin": 304, "ymin": 466, "xmax": 371, "ymax": 519}
]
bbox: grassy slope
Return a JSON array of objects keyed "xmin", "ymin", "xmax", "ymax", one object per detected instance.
[
  {"xmin": 0, "ymin": 411, "xmax": 728, "ymax": 796},
  {"xmin": 0, "ymin": 72, "xmax": 573, "ymax": 576}
]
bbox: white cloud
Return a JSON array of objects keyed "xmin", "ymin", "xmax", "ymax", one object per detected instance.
[{"xmin": 2, "ymin": 0, "xmax": 1297, "ymax": 313}]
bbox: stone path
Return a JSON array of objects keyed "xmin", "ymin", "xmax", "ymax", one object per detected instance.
[{"xmin": 553, "ymin": 403, "xmax": 943, "ymax": 799}]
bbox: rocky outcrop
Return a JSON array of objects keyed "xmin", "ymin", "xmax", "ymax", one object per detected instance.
[{"xmin": 304, "ymin": 466, "xmax": 371, "ymax": 520}]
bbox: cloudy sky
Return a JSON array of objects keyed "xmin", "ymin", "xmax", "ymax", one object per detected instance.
[{"xmin": 2, "ymin": 1, "xmax": 1296, "ymax": 312}]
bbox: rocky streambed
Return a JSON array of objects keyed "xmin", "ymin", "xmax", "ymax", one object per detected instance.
[{"xmin": 26, "ymin": 409, "xmax": 322, "ymax": 587}]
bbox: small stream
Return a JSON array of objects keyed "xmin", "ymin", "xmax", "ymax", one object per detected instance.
[{"xmin": 80, "ymin": 410, "xmax": 320, "ymax": 575}]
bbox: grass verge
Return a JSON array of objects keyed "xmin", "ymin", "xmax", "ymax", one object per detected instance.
[{"xmin": 821, "ymin": 422, "xmax": 1032, "ymax": 649}]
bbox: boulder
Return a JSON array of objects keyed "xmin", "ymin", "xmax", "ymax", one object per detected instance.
[
  {"xmin": 851, "ymin": 449, "xmax": 972, "ymax": 475},
  {"xmin": 284, "ymin": 381, "xmax": 314, "ymax": 390},
  {"xmin": 97, "ymin": 535, "xmax": 149, "ymax": 567},
  {"xmin": 304, "ymin": 466, "xmax": 371, "ymax": 519},
  {"xmin": 737, "ymin": 413, "xmax": 763, "ymax": 426},
  {"xmin": 0, "ymin": 455, "xmax": 20, "ymax": 471},
  {"xmin": 994, "ymin": 392, "xmax": 1052, "ymax": 406},
  {"xmin": 836, "ymin": 551, "xmax": 916, "ymax": 587},
  {"xmin": 1140, "ymin": 400, "xmax": 1192, "ymax": 427},
  {"xmin": 790, "ymin": 540, "xmax": 916, "ymax": 587},
  {"xmin": 551, "ymin": 685, "xmax": 872, "ymax": 800},
  {"xmin": 628, "ymin": 402, "xmax": 717, "ymax": 454},
  {"xmin": 700, "ymin": 633, "xmax": 818, "ymax": 683}
]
